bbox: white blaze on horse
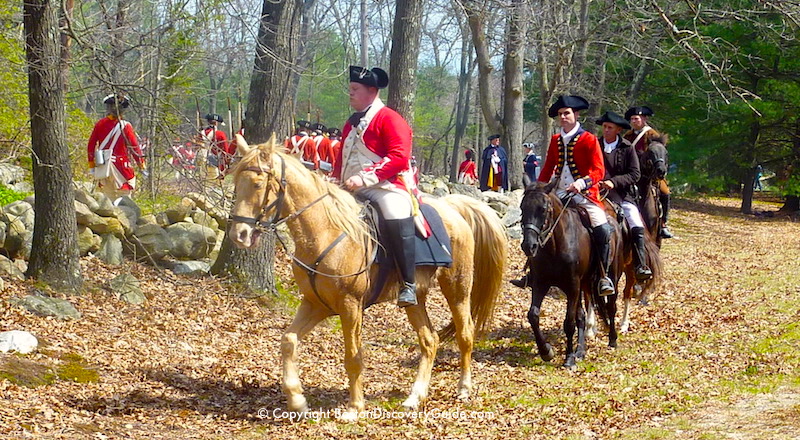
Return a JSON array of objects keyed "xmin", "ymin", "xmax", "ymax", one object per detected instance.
[{"xmin": 228, "ymin": 134, "xmax": 507, "ymax": 421}]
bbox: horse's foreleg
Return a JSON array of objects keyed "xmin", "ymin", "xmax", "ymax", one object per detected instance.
[
  {"xmin": 403, "ymin": 294, "xmax": 439, "ymax": 410},
  {"xmin": 281, "ymin": 299, "xmax": 330, "ymax": 414},
  {"xmin": 527, "ymin": 285, "xmax": 555, "ymax": 362},
  {"xmin": 584, "ymin": 288, "xmax": 597, "ymax": 340},
  {"xmin": 607, "ymin": 292, "xmax": 618, "ymax": 348},
  {"xmin": 575, "ymin": 289, "xmax": 588, "ymax": 361},
  {"xmin": 563, "ymin": 283, "xmax": 582, "ymax": 369},
  {"xmin": 338, "ymin": 298, "xmax": 365, "ymax": 421}
]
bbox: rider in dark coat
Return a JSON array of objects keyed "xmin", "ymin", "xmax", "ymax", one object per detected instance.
[{"xmin": 598, "ymin": 111, "xmax": 652, "ymax": 281}]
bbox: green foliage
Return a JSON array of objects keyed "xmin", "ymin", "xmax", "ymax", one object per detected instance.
[{"xmin": 0, "ymin": 183, "xmax": 30, "ymax": 206}]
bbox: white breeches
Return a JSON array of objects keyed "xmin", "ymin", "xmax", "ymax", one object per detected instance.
[
  {"xmin": 621, "ymin": 201, "xmax": 645, "ymax": 229},
  {"xmin": 358, "ymin": 187, "xmax": 413, "ymax": 220},
  {"xmin": 556, "ymin": 189, "xmax": 608, "ymax": 228}
]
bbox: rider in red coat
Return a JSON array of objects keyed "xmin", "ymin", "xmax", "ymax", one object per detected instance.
[
  {"xmin": 87, "ymin": 94, "xmax": 144, "ymax": 204},
  {"xmin": 334, "ymin": 65, "xmax": 419, "ymax": 308},
  {"xmin": 538, "ymin": 95, "xmax": 615, "ymax": 296}
]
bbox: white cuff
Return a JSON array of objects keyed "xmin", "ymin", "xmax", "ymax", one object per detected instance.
[{"xmin": 573, "ymin": 178, "xmax": 587, "ymax": 191}]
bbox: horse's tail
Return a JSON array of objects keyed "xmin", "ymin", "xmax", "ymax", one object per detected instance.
[
  {"xmin": 438, "ymin": 194, "xmax": 507, "ymax": 342},
  {"xmin": 639, "ymin": 230, "xmax": 664, "ymax": 299}
]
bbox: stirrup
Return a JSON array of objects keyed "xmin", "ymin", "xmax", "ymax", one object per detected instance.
[
  {"xmin": 397, "ymin": 282, "xmax": 417, "ymax": 308},
  {"xmin": 598, "ymin": 277, "xmax": 615, "ymax": 297},
  {"xmin": 635, "ymin": 266, "xmax": 653, "ymax": 281}
]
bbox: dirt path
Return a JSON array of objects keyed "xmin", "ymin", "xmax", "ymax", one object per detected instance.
[{"xmin": 1, "ymin": 196, "xmax": 798, "ymax": 439}]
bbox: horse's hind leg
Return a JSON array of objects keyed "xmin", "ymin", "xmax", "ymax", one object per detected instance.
[
  {"xmin": 282, "ymin": 298, "xmax": 331, "ymax": 414},
  {"xmin": 584, "ymin": 287, "xmax": 597, "ymax": 340},
  {"xmin": 528, "ymin": 284, "xmax": 555, "ymax": 362},
  {"xmin": 438, "ymin": 268, "xmax": 475, "ymax": 400},
  {"xmin": 563, "ymin": 283, "xmax": 584, "ymax": 369},
  {"xmin": 403, "ymin": 285, "xmax": 440, "ymax": 409}
]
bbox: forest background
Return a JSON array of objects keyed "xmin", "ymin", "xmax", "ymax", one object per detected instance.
[{"xmin": 2, "ymin": 0, "xmax": 799, "ymax": 214}]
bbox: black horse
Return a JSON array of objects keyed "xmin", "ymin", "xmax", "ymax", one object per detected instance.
[
  {"xmin": 637, "ymin": 136, "xmax": 669, "ymax": 248},
  {"xmin": 520, "ymin": 178, "xmax": 623, "ymax": 368}
]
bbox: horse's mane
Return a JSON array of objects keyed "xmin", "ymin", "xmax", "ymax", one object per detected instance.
[
  {"xmin": 650, "ymin": 133, "xmax": 669, "ymax": 147},
  {"xmin": 232, "ymin": 139, "xmax": 369, "ymax": 245}
]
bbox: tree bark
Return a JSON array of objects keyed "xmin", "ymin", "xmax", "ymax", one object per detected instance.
[
  {"xmin": 464, "ymin": 0, "xmax": 501, "ymax": 135},
  {"xmin": 449, "ymin": 17, "xmax": 475, "ymax": 182},
  {"xmin": 388, "ymin": 0, "xmax": 424, "ymax": 122},
  {"xmin": 247, "ymin": 0, "xmax": 304, "ymax": 144},
  {"xmin": 24, "ymin": 0, "xmax": 82, "ymax": 292},
  {"xmin": 741, "ymin": 119, "xmax": 761, "ymax": 214},
  {"xmin": 502, "ymin": 0, "xmax": 528, "ymax": 189},
  {"xmin": 214, "ymin": 0, "xmax": 304, "ymax": 292}
]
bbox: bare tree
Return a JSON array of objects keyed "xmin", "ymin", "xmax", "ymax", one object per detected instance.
[
  {"xmin": 388, "ymin": 0, "xmax": 425, "ymax": 121},
  {"xmin": 24, "ymin": 0, "xmax": 83, "ymax": 291}
]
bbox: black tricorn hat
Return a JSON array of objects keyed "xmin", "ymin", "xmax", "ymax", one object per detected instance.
[
  {"xmin": 205, "ymin": 113, "xmax": 224, "ymax": 123},
  {"xmin": 548, "ymin": 95, "xmax": 590, "ymax": 117},
  {"xmin": 327, "ymin": 127, "xmax": 341, "ymax": 137},
  {"xmin": 103, "ymin": 93, "xmax": 130, "ymax": 109},
  {"xmin": 349, "ymin": 65, "xmax": 389, "ymax": 89},
  {"xmin": 624, "ymin": 106, "xmax": 654, "ymax": 120},
  {"xmin": 487, "ymin": 134, "xmax": 501, "ymax": 141},
  {"xmin": 312, "ymin": 122, "xmax": 327, "ymax": 132},
  {"xmin": 296, "ymin": 120, "xmax": 312, "ymax": 129},
  {"xmin": 595, "ymin": 111, "xmax": 631, "ymax": 130}
]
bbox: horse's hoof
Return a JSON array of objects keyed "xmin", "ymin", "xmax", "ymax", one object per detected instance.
[
  {"xmin": 402, "ymin": 395, "xmax": 420, "ymax": 410},
  {"xmin": 638, "ymin": 297, "xmax": 650, "ymax": 306},
  {"xmin": 456, "ymin": 387, "xmax": 470, "ymax": 401},
  {"xmin": 540, "ymin": 344, "xmax": 556, "ymax": 362},
  {"xmin": 609, "ymin": 339, "xmax": 618, "ymax": 349},
  {"xmin": 585, "ymin": 328, "xmax": 597, "ymax": 340},
  {"xmin": 337, "ymin": 408, "xmax": 360, "ymax": 422},
  {"xmin": 287, "ymin": 396, "xmax": 309, "ymax": 414},
  {"xmin": 575, "ymin": 349, "xmax": 586, "ymax": 361},
  {"xmin": 620, "ymin": 322, "xmax": 630, "ymax": 333},
  {"xmin": 563, "ymin": 356, "xmax": 577, "ymax": 370}
]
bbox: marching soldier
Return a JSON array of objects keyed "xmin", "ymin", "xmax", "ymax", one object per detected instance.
[
  {"xmin": 538, "ymin": 95, "xmax": 615, "ymax": 296},
  {"xmin": 326, "ymin": 127, "xmax": 342, "ymax": 173},
  {"xmin": 623, "ymin": 106, "xmax": 673, "ymax": 238},
  {"xmin": 286, "ymin": 120, "xmax": 313, "ymax": 163},
  {"xmin": 202, "ymin": 113, "xmax": 231, "ymax": 178},
  {"xmin": 596, "ymin": 111, "xmax": 652, "ymax": 281},
  {"xmin": 87, "ymin": 94, "xmax": 145, "ymax": 205}
]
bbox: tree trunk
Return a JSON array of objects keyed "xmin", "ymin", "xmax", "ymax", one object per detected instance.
[
  {"xmin": 741, "ymin": 109, "xmax": 761, "ymax": 214},
  {"xmin": 388, "ymin": 0, "xmax": 424, "ymax": 122},
  {"xmin": 214, "ymin": 0, "xmax": 304, "ymax": 292},
  {"xmin": 449, "ymin": 20, "xmax": 474, "ymax": 182},
  {"xmin": 780, "ymin": 195, "xmax": 799, "ymax": 212},
  {"xmin": 247, "ymin": 0, "xmax": 304, "ymax": 144},
  {"xmin": 464, "ymin": 0, "xmax": 501, "ymax": 135},
  {"xmin": 502, "ymin": 0, "xmax": 528, "ymax": 189},
  {"xmin": 24, "ymin": 0, "xmax": 82, "ymax": 292},
  {"xmin": 360, "ymin": 0, "xmax": 369, "ymax": 66}
]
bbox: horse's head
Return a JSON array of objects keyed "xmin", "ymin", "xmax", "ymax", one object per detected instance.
[
  {"xmin": 641, "ymin": 135, "xmax": 669, "ymax": 181},
  {"xmin": 520, "ymin": 176, "xmax": 558, "ymax": 258},
  {"xmin": 229, "ymin": 134, "xmax": 286, "ymax": 249}
]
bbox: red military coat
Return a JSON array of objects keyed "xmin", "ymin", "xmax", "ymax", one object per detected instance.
[
  {"xmin": 203, "ymin": 126, "xmax": 232, "ymax": 172},
  {"xmin": 334, "ymin": 106, "xmax": 413, "ymax": 190},
  {"xmin": 87, "ymin": 116, "xmax": 143, "ymax": 189},
  {"xmin": 538, "ymin": 128, "xmax": 605, "ymax": 206}
]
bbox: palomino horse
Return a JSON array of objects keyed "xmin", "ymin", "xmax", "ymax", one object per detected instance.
[
  {"xmin": 520, "ymin": 178, "xmax": 623, "ymax": 368},
  {"xmin": 228, "ymin": 135, "xmax": 507, "ymax": 420}
]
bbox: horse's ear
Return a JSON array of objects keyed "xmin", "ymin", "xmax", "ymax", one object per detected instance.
[
  {"xmin": 234, "ymin": 134, "xmax": 252, "ymax": 156},
  {"xmin": 544, "ymin": 177, "xmax": 558, "ymax": 193},
  {"xmin": 522, "ymin": 173, "xmax": 534, "ymax": 189}
]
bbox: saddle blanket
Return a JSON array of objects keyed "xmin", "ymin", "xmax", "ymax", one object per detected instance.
[{"xmin": 376, "ymin": 203, "xmax": 453, "ymax": 267}]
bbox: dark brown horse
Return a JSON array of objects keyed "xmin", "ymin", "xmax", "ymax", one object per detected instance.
[
  {"xmin": 637, "ymin": 136, "xmax": 669, "ymax": 248},
  {"xmin": 520, "ymin": 178, "xmax": 623, "ymax": 368}
]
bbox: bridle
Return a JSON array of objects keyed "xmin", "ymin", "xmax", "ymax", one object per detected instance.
[
  {"xmin": 229, "ymin": 154, "xmax": 328, "ymax": 231},
  {"xmin": 522, "ymin": 192, "xmax": 575, "ymax": 248},
  {"xmin": 228, "ymin": 153, "xmax": 376, "ymax": 312}
]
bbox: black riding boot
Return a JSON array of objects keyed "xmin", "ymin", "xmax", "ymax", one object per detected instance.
[
  {"xmin": 384, "ymin": 217, "xmax": 417, "ymax": 307},
  {"xmin": 659, "ymin": 192, "xmax": 674, "ymax": 238},
  {"xmin": 631, "ymin": 227, "xmax": 653, "ymax": 281},
  {"xmin": 510, "ymin": 275, "xmax": 530, "ymax": 288},
  {"xmin": 592, "ymin": 223, "xmax": 615, "ymax": 296}
]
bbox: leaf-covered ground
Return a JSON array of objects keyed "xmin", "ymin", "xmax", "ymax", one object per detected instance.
[{"xmin": 1, "ymin": 196, "xmax": 798, "ymax": 439}]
